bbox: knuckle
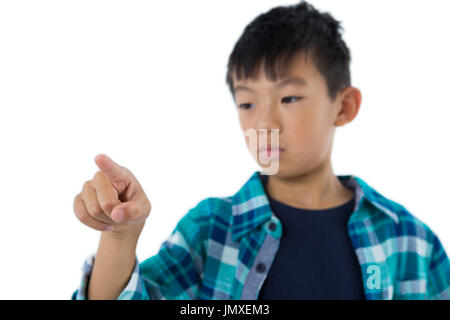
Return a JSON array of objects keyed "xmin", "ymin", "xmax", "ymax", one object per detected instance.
[
  {"xmin": 94, "ymin": 171, "xmax": 105, "ymax": 181},
  {"xmin": 74, "ymin": 196, "xmax": 86, "ymax": 217},
  {"xmin": 88, "ymin": 205, "xmax": 102, "ymax": 218},
  {"xmin": 82, "ymin": 181, "xmax": 91, "ymax": 191},
  {"xmin": 122, "ymin": 166, "xmax": 134, "ymax": 180},
  {"xmin": 100, "ymin": 199, "xmax": 116, "ymax": 213},
  {"xmin": 77, "ymin": 210, "xmax": 89, "ymax": 224}
]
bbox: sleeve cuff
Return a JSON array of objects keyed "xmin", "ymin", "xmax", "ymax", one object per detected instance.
[{"xmin": 71, "ymin": 253, "xmax": 144, "ymax": 300}]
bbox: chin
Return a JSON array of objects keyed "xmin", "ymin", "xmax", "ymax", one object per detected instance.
[
  {"xmin": 259, "ymin": 163, "xmax": 287, "ymax": 178},
  {"xmin": 259, "ymin": 162, "xmax": 312, "ymax": 180}
]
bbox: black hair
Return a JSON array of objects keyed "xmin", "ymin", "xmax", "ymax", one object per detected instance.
[{"xmin": 225, "ymin": 0, "xmax": 351, "ymax": 102}]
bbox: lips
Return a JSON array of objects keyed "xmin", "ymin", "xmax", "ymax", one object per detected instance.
[
  {"xmin": 258, "ymin": 146, "xmax": 285, "ymax": 152},
  {"xmin": 258, "ymin": 147, "xmax": 285, "ymax": 157}
]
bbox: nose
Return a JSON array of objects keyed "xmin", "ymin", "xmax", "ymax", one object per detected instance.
[
  {"xmin": 255, "ymin": 106, "xmax": 282, "ymax": 148},
  {"xmin": 256, "ymin": 105, "xmax": 282, "ymax": 136}
]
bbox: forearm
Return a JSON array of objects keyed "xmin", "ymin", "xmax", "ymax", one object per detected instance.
[{"xmin": 87, "ymin": 231, "xmax": 141, "ymax": 300}]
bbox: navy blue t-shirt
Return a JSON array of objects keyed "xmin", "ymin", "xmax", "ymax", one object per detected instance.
[{"xmin": 257, "ymin": 193, "xmax": 366, "ymax": 300}]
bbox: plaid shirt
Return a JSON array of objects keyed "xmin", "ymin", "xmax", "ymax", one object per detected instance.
[{"xmin": 72, "ymin": 171, "xmax": 450, "ymax": 300}]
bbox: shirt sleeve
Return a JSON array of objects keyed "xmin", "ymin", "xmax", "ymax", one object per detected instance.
[
  {"xmin": 71, "ymin": 253, "xmax": 150, "ymax": 300},
  {"xmin": 71, "ymin": 200, "xmax": 210, "ymax": 300},
  {"xmin": 426, "ymin": 234, "xmax": 450, "ymax": 300}
]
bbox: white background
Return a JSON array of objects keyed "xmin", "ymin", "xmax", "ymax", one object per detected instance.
[{"xmin": 0, "ymin": 0, "xmax": 449, "ymax": 299}]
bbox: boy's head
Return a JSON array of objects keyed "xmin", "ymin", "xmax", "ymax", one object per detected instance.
[{"xmin": 225, "ymin": 1, "xmax": 361, "ymax": 178}]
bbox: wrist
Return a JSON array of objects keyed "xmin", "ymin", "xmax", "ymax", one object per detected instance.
[{"xmin": 101, "ymin": 221, "xmax": 145, "ymax": 242}]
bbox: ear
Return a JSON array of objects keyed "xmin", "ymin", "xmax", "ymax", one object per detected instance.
[{"xmin": 334, "ymin": 86, "xmax": 362, "ymax": 127}]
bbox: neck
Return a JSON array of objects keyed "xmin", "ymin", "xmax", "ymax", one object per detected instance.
[{"xmin": 264, "ymin": 159, "xmax": 354, "ymax": 210}]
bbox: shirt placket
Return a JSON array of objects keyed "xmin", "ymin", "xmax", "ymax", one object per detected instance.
[{"xmin": 240, "ymin": 215, "xmax": 282, "ymax": 299}]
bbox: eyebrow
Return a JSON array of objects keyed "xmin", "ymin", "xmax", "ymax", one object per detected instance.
[{"xmin": 233, "ymin": 76, "xmax": 309, "ymax": 94}]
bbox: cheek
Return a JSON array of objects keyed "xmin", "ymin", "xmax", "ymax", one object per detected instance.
[
  {"xmin": 238, "ymin": 112, "xmax": 250, "ymax": 132},
  {"xmin": 287, "ymin": 110, "xmax": 329, "ymax": 152},
  {"xmin": 287, "ymin": 112, "xmax": 314, "ymax": 143},
  {"xmin": 240, "ymin": 125, "xmax": 258, "ymax": 151},
  {"xmin": 238, "ymin": 120, "xmax": 251, "ymax": 144}
]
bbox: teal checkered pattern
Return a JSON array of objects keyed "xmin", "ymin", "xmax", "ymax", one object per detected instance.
[{"xmin": 72, "ymin": 171, "xmax": 450, "ymax": 300}]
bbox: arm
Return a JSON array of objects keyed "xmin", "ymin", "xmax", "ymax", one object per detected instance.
[
  {"xmin": 87, "ymin": 228, "xmax": 142, "ymax": 300},
  {"xmin": 71, "ymin": 154, "xmax": 151, "ymax": 299},
  {"xmin": 426, "ymin": 234, "xmax": 450, "ymax": 300}
]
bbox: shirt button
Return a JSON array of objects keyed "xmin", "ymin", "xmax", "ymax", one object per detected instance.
[
  {"xmin": 268, "ymin": 222, "xmax": 277, "ymax": 231},
  {"xmin": 256, "ymin": 263, "xmax": 266, "ymax": 273}
]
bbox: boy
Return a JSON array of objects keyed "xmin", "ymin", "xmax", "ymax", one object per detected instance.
[{"xmin": 72, "ymin": 1, "xmax": 449, "ymax": 300}]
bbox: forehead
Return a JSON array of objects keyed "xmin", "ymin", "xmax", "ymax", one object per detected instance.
[{"xmin": 232, "ymin": 51, "xmax": 319, "ymax": 87}]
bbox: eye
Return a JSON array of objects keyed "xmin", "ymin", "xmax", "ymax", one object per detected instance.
[
  {"xmin": 282, "ymin": 96, "xmax": 303, "ymax": 104},
  {"xmin": 238, "ymin": 97, "xmax": 302, "ymax": 109},
  {"xmin": 238, "ymin": 103, "xmax": 254, "ymax": 110}
]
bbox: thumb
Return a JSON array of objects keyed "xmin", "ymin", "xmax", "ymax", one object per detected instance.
[{"xmin": 111, "ymin": 199, "xmax": 149, "ymax": 224}]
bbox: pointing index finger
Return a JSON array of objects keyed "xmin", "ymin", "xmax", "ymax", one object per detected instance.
[
  {"xmin": 95, "ymin": 154, "xmax": 123, "ymax": 180},
  {"xmin": 94, "ymin": 154, "xmax": 132, "ymax": 195}
]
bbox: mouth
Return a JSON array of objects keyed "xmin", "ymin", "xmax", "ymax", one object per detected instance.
[
  {"xmin": 258, "ymin": 145, "xmax": 285, "ymax": 151},
  {"xmin": 258, "ymin": 147, "xmax": 285, "ymax": 157}
]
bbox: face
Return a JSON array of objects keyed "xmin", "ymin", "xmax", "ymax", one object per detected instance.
[{"xmin": 232, "ymin": 52, "xmax": 358, "ymax": 178}]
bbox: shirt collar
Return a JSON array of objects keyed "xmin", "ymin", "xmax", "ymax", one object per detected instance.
[{"xmin": 230, "ymin": 171, "xmax": 399, "ymax": 242}]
